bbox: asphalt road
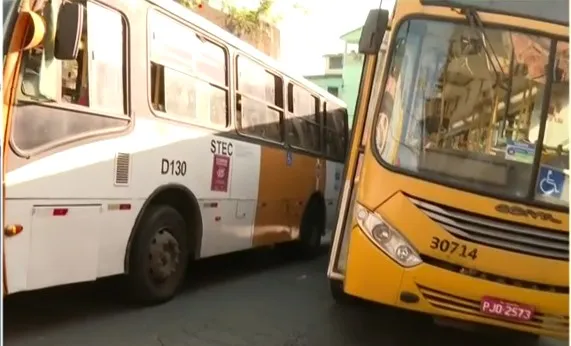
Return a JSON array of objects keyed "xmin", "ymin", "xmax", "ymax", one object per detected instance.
[{"xmin": 4, "ymin": 246, "xmax": 567, "ymax": 346}]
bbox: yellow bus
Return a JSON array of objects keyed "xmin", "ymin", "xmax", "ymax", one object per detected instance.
[
  {"xmin": 328, "ymin": 0, "xmax": 568, "ymax": 339},
  {"xmin": 3, "ymin": 0, "xmax": 347, "ymax": 303}
]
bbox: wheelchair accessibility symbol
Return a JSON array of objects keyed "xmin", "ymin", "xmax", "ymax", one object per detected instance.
[{"xmin": 537, "ymin": 166, "xmax": 565, "ymax": 199}]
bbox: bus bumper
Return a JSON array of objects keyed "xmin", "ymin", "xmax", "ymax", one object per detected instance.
[{"xmin": 343, "ymin": 227, "xmax": 569, "ymax": 339}]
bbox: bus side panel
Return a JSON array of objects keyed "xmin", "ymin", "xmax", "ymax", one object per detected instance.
[
  {"xmin": 252, "ymin": 147, "xmax": 315, "ymax": 246},
  {"xmin": 4, "ymin": 200, "xmax": 33, "ymax": 293},
  {"xmin": 3, "ymin": 118, "xmax": 261, "ymax": 292},
  {"xmin": 252, "ymin": 146, "xmax": 289, "ymax": 246},
  {"xmin": 324, "ymin": 160, "xmax": 343, "ymax": 232},
  {"xmin": 287, "ymin": 152, "xmax": 321, "ymax": 239},
  {"xmin": 199, "ymin": 137, "xmax": 261, "ymax": 258}
]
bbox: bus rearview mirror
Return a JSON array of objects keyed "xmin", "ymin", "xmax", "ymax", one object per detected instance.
[
  {"xmin": 358, "ymin": 9, "xmax": 390, "ymax": 55},
  {"xmin": 54, "ymin": 2, "xmax": 84, "ymax": 60}
]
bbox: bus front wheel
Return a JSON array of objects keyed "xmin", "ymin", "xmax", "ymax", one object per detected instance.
[{"xmin": 127, "ymin": 205, "xmax": 190, "ymax": 305}]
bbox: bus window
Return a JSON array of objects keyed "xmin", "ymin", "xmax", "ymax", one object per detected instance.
[
  {"xmin": 324, "ymin": 104, "xmax": 347, "ymax": 160},
  {"xmin": 236, "ymin": 56, "xmax": 284, "ymax": 142},
  {"xmin": 21, "ymin": 2, "xmax": 125, "ymax": 114},
  {"xmin": 362, "ymin": 48, "xmax": 387, "ymax": 147},
  {"xmin": 375, "ymin": 19, "xmax": 559, "ymax": 199},
  {"xmin": 148, "ymin": 11, "xmax": 228, "ymax": 127},
  {"xmin": 286, "ymin": 83, "xmax": 320, "ymax": 152},
  {"xmin": 534, "ymin": 40, "xmax": 569, "ymax": 206},
  {"xmin": 21, "ymin": 1, "xmax": 124, "ymax": 112},
  {"xmin": 13, "ymin": 0, "xmax": 127, "ymax": 151}
]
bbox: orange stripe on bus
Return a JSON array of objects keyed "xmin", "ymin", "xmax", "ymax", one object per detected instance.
[{"xmin": 252, "ymin": 146, "xmax": 322, "ymax": 247}]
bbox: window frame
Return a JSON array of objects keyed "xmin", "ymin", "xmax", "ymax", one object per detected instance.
[
  {"xmin": 10, "ymin": 0, "xmax": 131, "ymax": 156},
  {"xmin": 368, "ymin": 14, "xmax": 569, "ymax": 212},
  {"xmin": 147, "ymin": 8, "xmax": 231, "ymax": 130},
  {"xmin": 327, "ymin": 86, "xmax": 339, "ymax": 97},
  {"xmin": 328, "ymin": 56, "xmax": 343, "ymax": 69},
  {"xmin": 234, "ymin": 54, "xmax": 285, "ymax": 144},
  {"xmin": 323, "ymin": 101, "xmax": 348, "ymax": 162},
  {"xmin": 285, "ymin": 81, "xmax": 322, "ymax": 154}
]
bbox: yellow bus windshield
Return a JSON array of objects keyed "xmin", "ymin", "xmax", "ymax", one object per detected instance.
[
  {"xmin": 420, "ymin": 0, "xmax": 569, "ymax": 26},
  {"xmin": 375, "ymin": 18, "xmax": 569, "ymax": 208}
]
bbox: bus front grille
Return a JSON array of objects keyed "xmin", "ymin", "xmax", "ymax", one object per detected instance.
[
  {"xmin": 410, "ymin": 198, "xmax": 569, "ymax": 261},
  {"xmin": 418, "ymin": 285, "xmax": 569, "ymax": 335},
  {"xmin": 421, "ymin": 255, "xmax": 568, "ymax": 293}
]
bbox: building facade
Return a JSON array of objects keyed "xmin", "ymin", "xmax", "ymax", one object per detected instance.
[
  {"xmin": 305, "ymin": 53, "xmax": 344, "ymax": 98},
  {"xmin": 339, "ymin": 27, "xmax": 363, "ymax": 126},
  {"xmin": 305, "ymin": 27, "xmax": 387, "ymax": 127},
  {"xmin": 192, "ymin": 2, "xmax": 281, "ymax": 59}
]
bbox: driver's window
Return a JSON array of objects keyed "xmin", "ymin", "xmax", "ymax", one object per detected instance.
[
  {"xmin": 534, "ymin": 40, "xmax": 569, "ymax": 206},
  {"xmin": 18, "ymin": 0, "xmax": 125, "ymax": 114},
  {"xmin": 13, "ymin": 0, "xmax": 127, "ymax": 152},
  {"xmin": 61, "ymin": 15, "xmax": 88, "ymax": 106}
]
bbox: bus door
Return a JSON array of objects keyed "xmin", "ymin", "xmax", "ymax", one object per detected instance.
[
  {"xmin": 3, "ymin": 0, "xmax": 86, "ymax": 293},
  {"xmin": 328, "ymin": 9, "xmax": 390, "ymax": 280}
]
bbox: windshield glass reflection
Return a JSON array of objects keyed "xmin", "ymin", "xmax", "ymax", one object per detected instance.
[{"xmin": 375, "ymin": 19, "xmax": 568, "ymax": 206}]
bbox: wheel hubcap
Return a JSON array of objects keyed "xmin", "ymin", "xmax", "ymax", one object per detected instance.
[{"xmin": 148, "ymin": 228, "xmax": 180, "ymax": 283}]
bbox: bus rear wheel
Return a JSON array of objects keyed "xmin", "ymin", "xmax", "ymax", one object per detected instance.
[
  {"xmin": 296, "ymin": 198, "xmax": 325, "ymax": 258},
  {"xmin": 127, "ymin": 205, "xmax": 190, "ymax": 305}
]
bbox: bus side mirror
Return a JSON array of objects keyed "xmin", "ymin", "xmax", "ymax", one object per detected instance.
[
  {"xmin": 54, "ymin": 2, "xmax": 84, "ymax": 60},
  {"xmin": 12, "ymin": 10, "xmax": 46, "ymax": 52},
  {"xmin": 358, "ymin": 9, "xmax": 390, "ymax": 55}
]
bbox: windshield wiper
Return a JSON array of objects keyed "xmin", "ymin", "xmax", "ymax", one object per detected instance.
[{"xmin": 461, "ymin": 8, "xmax": 507, "ymax": 87}]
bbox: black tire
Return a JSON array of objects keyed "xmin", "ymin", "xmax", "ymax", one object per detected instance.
[
  {"xmin": 330, "ymin": 279, "xmax": 354, "ymax": 304},
  {"xmin": 127, "ymin": 205, "xmax": 190, "ymax": 305},
  {"xmin": 505, "ymin": 331, "xmax": 540, "ymax": 345},
  {"xmin": 297, "ymin": 198, "xmax": 325, "ymax": 258},
  {"xmin": 518, "ymin": 334, "xmax": 539, "ymax": 345}
]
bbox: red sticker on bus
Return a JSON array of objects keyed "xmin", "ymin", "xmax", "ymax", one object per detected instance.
[{"xmin": 211, "ymin": 154, "xmax": 230, "ymax": 192}]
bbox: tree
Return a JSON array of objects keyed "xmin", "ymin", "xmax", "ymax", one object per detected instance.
[
  {"xmin": 222, "ymin": 0, "xmax": 274, "ymax": 39},
  {"xmin": 178, "ymin": 0, "xmax": 307, "ymax": 39}
]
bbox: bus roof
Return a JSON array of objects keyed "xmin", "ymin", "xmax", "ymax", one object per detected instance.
[
  {"xmin": 420, "ymin": 0, "xmax": 569, "ymax": 26},
  {"xmin": 148, "ymin": 0, "xmax": 347, "ymax": 108}
]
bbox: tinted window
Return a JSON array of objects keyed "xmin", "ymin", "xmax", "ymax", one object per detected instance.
[
  {"xmin": 13, "ymin": 0, "xmax": 127, "ymax": 151},
  {"xmin": 148, "ymin": 10, "xmax": 228, "ymax": 127},
  {"xmin": 534, "ymin": 41, "xmax": 569, "ymax": 207},
  {"xmin": 324, "ymin": 103, "xmax": 347, "ymax": 160},
  {"xmin": 286, "ymin": 83, "xmax": 321, "ymax": 152},
  {"xmin": 329, "ymin": 56, "xmax": 343, "ymax": 69},
  {"xmin": 236, "ymin": 56, "xmax": 284, "ymax": 142},
  {"xmin": 327, "ymin": 86, "xmax": 339, "ymax": 96}
]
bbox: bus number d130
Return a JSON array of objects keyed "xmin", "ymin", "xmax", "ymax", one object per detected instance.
[{"xmin": 161, "ymin": 159, "xmax": 187, "ymax": 176}]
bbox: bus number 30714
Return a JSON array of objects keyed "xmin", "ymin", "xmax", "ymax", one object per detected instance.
[{"xmin": 429, "ymin": 236, "xmax": 478, "ymax": 260}]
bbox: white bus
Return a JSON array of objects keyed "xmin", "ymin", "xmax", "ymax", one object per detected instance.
[{"xmin": 3, "ymin": 0, "xmax": 348, "ymax": 303}]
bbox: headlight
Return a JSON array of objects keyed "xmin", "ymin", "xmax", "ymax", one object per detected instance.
[{"xmin": 355, "ymin": 203, "xmax": 422, "ymax": 268}]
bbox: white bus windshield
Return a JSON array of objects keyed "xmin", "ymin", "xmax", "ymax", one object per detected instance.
[
  {"xmin": 421, "ymin": 0, "xmax": 569, "ymax": 26},
  {"xmin": 3, "ymin": 0, "xmax": 19, "ymax": 56},
  {"xmin": 375, "ymin": 19, "xmax": 569, "ymax": 207},
  {"xmin": 3, "ymin": 0, "xmax": 16, "ymax": 22}
]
